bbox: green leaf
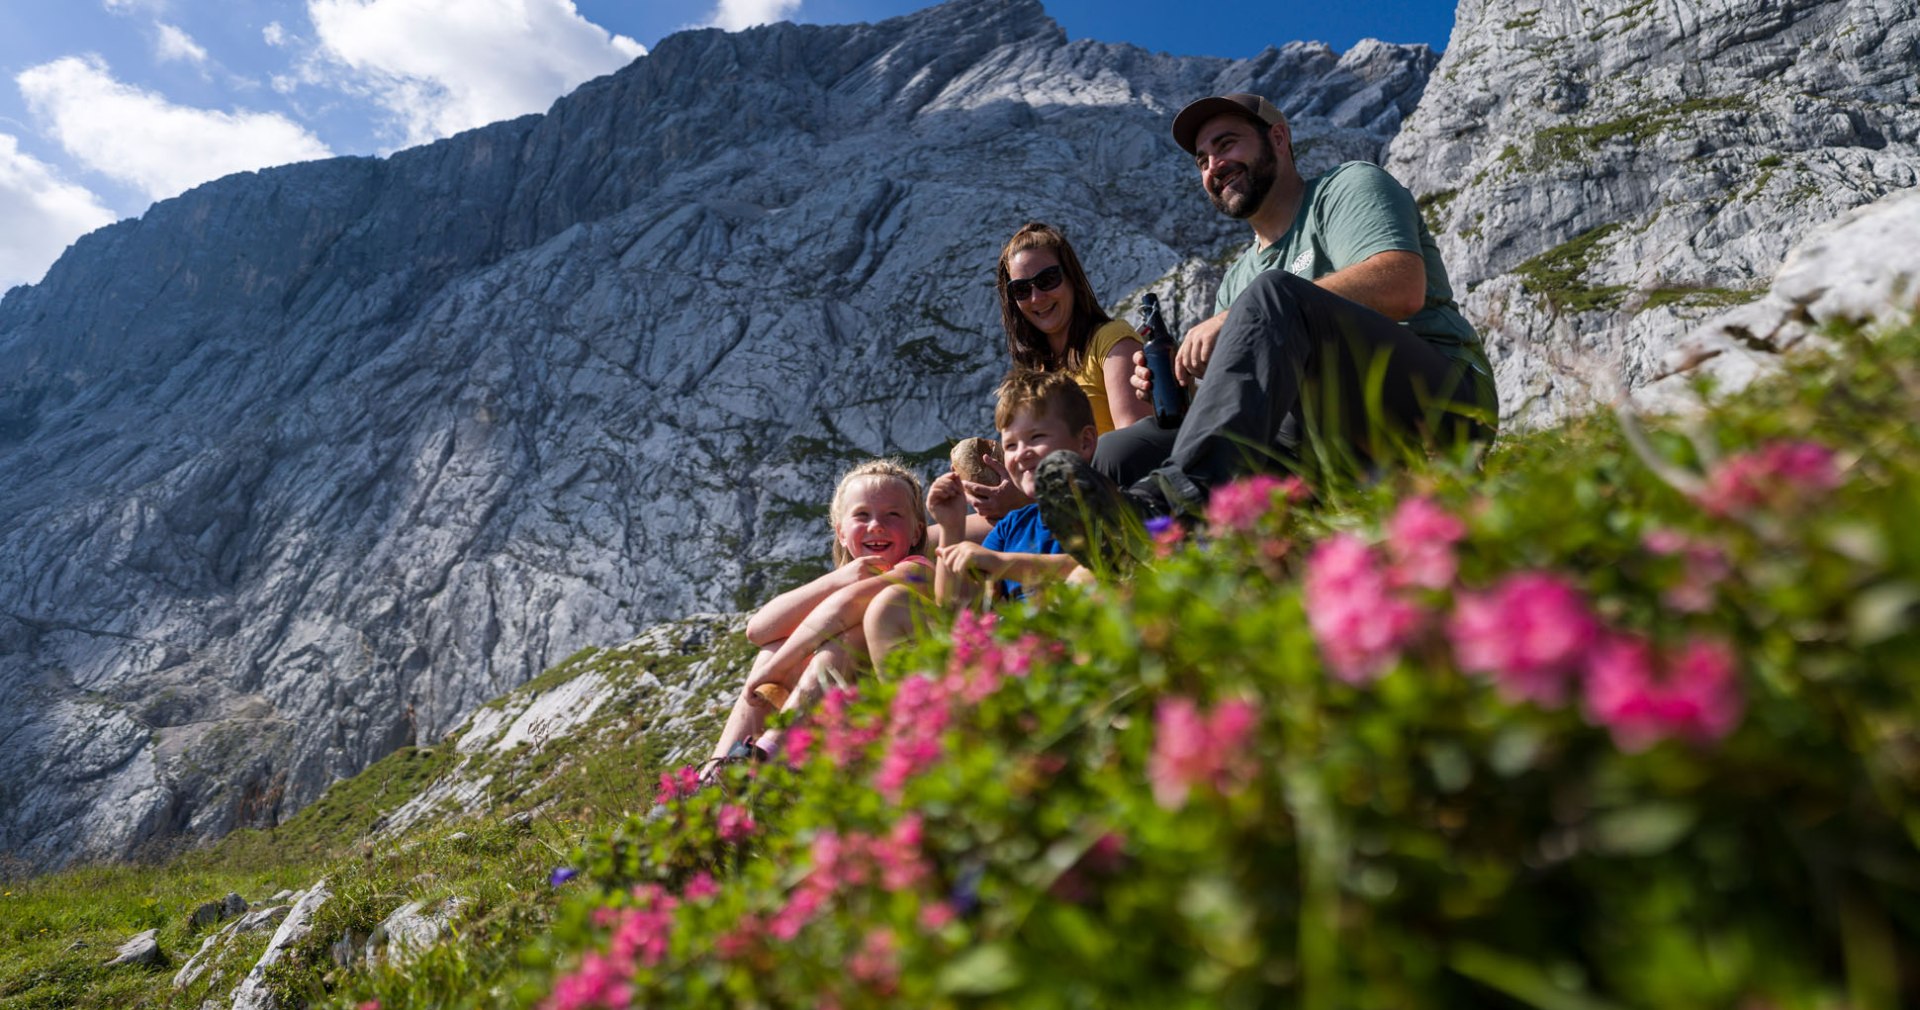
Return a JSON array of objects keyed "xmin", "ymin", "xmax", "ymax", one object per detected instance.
[
  {"xmin": 1592, "ymin": 802, "xmax": 1696, "ymax": 857},
  {"xmin": 1451, "ymin": 942, "xmax": 1627, "ymax": 1010},
  {"xmin": 937, "ymin": 942, "xmax": 1023, "ymax": 995},
  {"xmin": 1848, "ymin": 581, "xmax": 1918, "ymax": 647}
]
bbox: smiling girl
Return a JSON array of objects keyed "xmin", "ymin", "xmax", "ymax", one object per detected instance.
[{"xmin": 705, "ymin": 459, "xmax": 934, "ymax": 769}]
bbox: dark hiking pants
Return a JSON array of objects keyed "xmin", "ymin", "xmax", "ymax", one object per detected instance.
[{"xmin": 1091, "ymin": 269, "xmax": 1496, "ymax": 509}]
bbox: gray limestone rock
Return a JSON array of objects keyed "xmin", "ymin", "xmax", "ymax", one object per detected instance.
[
  {"xmin": 1386, "ymin": 0, "xmax": 1920, "ymax": 427},
  {"xmin": 364, "ymin": 896, "xmax": 466, "ymax": 966},
  {"xmin": 229, "ymin": 882, "xmax": 329, "ymax": 1010},
  {"xmin": 1636, "ymin": 186, "xmax": 1920, "ymax": 411},
  {"xmin": 103, "ymin": 928, "xmax": 162, "ymax": 968},
  {"xmin": 0, "ymin": 0, "xmax": 1434, "ymax": 871}
]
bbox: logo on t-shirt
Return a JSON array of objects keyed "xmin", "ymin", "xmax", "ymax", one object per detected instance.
[{"xmin": 1287, "ymin": 249, "xmax": 1315, "ymax": 276}]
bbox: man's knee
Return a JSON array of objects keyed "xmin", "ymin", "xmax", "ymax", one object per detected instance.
[{"xmin": 1229, "ymin": 267, "xmax": 1312, "ymax": 319}]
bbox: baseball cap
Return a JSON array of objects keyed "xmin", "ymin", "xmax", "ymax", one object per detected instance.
[{"xmin": 1171, "ymin": 93, "xmax": 1288, "ymax": 155}]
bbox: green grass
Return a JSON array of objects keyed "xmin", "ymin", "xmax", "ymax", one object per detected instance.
[
  {"xmin": 0, "ymin": 618, "xmax": 751, "ymax": 1009},
  {"xmin": 1513, "ymin": 222, "xmax": 1632, "ymax": 313},
  {"xmin": 1417, "ymin": 188, "xmax": 1460, "ymax": 236},
  {"xmin": 1527, "ymin": 96, "xmax": 1750, "ymax": 169},
  {"xmin": 1641, "ymin": 286, "xmax": 1766, "ymax": 312}
]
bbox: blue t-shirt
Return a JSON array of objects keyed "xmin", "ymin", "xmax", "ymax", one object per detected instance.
[{"xmin": 980, "ymin": 503, "xmax": 1063, "ymax": 601}]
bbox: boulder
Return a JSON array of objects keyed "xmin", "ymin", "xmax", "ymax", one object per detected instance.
[
  {"xmin": 172, "ymin": 904, "xmax": 290, "ymax": 991},
  {"xmin": 103, "ymin": 928, "xmax": 161, "ymax": 968},
  {"xmin": 365, "ymin": 896, "xmax": 467, "ymax": 966}
]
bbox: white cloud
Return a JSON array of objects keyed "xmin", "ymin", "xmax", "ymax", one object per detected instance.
[
  {"xmin": 101, "ymin": 0, "xmax": 165, "ymax": 13},
  {"xmin": 306, "ymin": 0, "xmax": 645, "ymax": 146},
  {"xmin": 264, "ymin": 21, "xmax": 289, "ymax": 47},
  {"xmin": 0, "ymin": 133, "xmax": 118, "ymax": 291},
  {"xmin": 155, "ymin": 23, "xmax": 209, "ymax": 65},
  {"xmin": 16, "ymin": 56, "xmax": 333, "ymax": 202},
  {"xmin": 703, "ymin": 0, "xmax": 801, "ymax": 31}
]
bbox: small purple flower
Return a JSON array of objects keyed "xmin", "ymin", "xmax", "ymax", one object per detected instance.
[
  {"xmin": 549, "ymin": 866, "xmax": 578, "ymax": 887},
  {"xmin": 1145, "ymin": 515, "xmax": 1176, "ymax": 535}
]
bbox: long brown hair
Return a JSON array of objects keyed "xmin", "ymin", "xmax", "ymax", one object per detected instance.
[
  {"xmin": 827, "ymin": 458, "xmax": 931, "ymax": 565},
  {"xmin": 996, "ymin": 222, "xmax": 1112, "ymax": 374}
]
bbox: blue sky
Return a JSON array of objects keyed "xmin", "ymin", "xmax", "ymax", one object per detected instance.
[{"xmin": 0, "ymin": 0, "xmax": 1459, "ymax": 293}]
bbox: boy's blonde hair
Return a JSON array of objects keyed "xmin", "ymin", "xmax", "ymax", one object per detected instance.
[
  {"xmin": 828, "ymin": 458, "xmax": 932, "ymax": 565},
  {"xmin": 993, "ymin": 368, "xmax": 1096, "ymax": 435}
]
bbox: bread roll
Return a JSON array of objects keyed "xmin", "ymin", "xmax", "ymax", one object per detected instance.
[
  {"xmin": 950, "ymin": 437, "xmax": 1002, "ymax": 485},
  {"xmin": 752, "ymin": 683, "xmax": 790, "ymax": 708}
]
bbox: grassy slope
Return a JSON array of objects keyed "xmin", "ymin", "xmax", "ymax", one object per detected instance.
[{"xmin": 0, "ymin": 619, "xmax": 752, "ymax": 1009}]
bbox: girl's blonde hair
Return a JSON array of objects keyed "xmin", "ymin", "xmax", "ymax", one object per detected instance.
[{"xmin": 828, "ymin": 458, "xmax": 931, "ymax": 565}]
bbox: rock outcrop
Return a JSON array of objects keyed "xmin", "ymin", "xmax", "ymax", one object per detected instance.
[
  {"xmin": 1387, "ymin": 0, "xmax": 1920, "ymax": 426},
  {"xmin": 1637, "ymin": 185, "xmax": 1920, "ymax": 410},
  {"xmin": 229, "ymin": 882, "xmax": 330, "ymax": 1010}
]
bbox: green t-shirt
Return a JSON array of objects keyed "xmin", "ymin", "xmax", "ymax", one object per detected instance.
[{"xmin": 1216, "ymin": 162, "xmax": 1491, "ymax": 379}]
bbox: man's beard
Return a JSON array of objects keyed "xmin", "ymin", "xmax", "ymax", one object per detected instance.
[{"xmin": 1207, "ymin": 136, "xmax": 1278, "ymax": 219}]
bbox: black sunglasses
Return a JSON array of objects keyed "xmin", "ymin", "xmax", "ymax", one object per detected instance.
[{"xmin": 1006, "ymin": 265, "xmax": 1065, "ymax": 302}]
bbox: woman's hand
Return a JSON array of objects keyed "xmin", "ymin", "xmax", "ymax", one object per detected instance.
[{"xmin": 963, "ymin": 455, "xmax": 1030, "ymax": 522}]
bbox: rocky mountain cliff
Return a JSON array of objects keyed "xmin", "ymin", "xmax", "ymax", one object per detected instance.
[
  {"xmin": 1386, "ymin": 0, "xmax": 1920, "ymax": 425},
  {"xmin": 0, "ymin": 0, "xmax": 1438, "ymax": 869}
]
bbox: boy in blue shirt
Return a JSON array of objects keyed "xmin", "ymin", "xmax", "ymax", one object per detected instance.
[{"xmin": 932, "ymin": 370, "xmax": 1095, "ymax": 605}]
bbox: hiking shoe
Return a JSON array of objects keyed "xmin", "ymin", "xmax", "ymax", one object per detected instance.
[{"xmin": 1034, "ymin": 451, "xmax": 1160, "ymax": 576}]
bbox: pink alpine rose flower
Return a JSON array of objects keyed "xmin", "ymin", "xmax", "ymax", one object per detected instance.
[
  {"xmin": 717, "ymin": 804, "xmax": 756, "ymax": 844},
  {"xmin": 849, "ymin": 928, "xmax": 902, "ymax": 995},
  {"xmin": 874, "ymin": 676, "xmax": 952, "ymax": 800},
  {"xmin": 1643, "ymin": 528, "xmax": 1730, "ymax": 613},
  {"xmin": 1304, "ymin": 533, "xmax": 1424, "ymax": 683},
  {"xmin": 543, "ymin": 951, "xmax": 632, "ymax": 1010},
  {"xmin": 1585, "ymin": 634, "xmax": 1744, "ymax": 751},
  {"xmin": 1147, "ymin": 696, "xmax": 1259, "ymax": 809},
  {"xmin": 1385, "ymin": 495, "xmax": 1467, "ymax": 589},
  {"xmin": 1448, "ymin": 572, "xmax": 1598, "ymax": 705},
  {"xmin": 1698, "ymin": 440, "xmax": 1840, "ymax": 516},
  {"xmin": 682, "ymin": 871, "xmax": 719, "ymax": 902},
  {"xmin": 1205, "ymin": 474, "xmax": 1306, "ymax": 533}
]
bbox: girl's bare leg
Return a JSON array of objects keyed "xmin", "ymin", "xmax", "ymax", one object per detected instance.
[
  {"xmin": 710, "ymin": 644, "xmax": 782, "ymax": 763},
  {"xmin": 864, "ymin": 583, "xmax": 925, "ymax": 674},
  {"xmin": 755, "ymin": 632, "xmax": 864, "ymax": 754}
]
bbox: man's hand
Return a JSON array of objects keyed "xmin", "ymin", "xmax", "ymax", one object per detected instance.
[
  {"xmin": 1175, "ymin": 312, "xmax": 1227, "ymax": 385},
  {"xmin": 1133, "ymin": 311, "xmax": 1229, "ymax": 397},
  {"xmin": 962, "ymin": 455, "xmax": 1029, "ymax": 522}
]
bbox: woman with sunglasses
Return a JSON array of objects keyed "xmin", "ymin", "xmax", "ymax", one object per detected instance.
[
  {"xmin": 998, "ymin": 222, "xmax": 1152, "ymax": 435},
  {"xmin": 962, "ymin": 223, "xmax": 1154, "ymax": 518}
]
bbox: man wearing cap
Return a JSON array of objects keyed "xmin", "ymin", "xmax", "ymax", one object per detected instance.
[{"xmin": 1036, "ymin": 92, "xmax": 1497, "ymax": 569}]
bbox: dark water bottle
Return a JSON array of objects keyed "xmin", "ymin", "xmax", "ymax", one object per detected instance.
[{"xmin": 1137, "ymin": 293, "xmax": 1187, "ymax": 428}]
